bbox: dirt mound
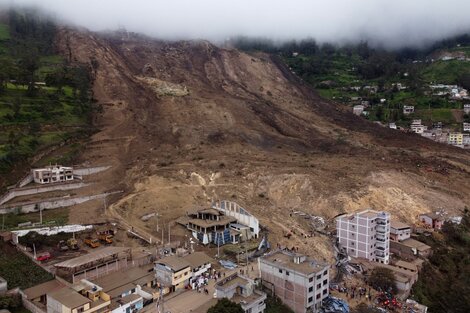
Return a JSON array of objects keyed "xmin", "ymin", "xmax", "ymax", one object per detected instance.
[{"xmin": 53, "ymin": 29, "xmax": 470, "ymax": 260}]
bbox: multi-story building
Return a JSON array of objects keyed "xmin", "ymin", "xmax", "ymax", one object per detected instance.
[
  {"xmin": 390, "ymin": 221, "xmax": 411, "ymax": 242},
  {"xmin": 215, "ymin": 274, "xmax": 267, "ymax": 313},
  {"xmin": 464, "ymin": 104, "xmax": 470, "ymax": 115},
  {"xmin": 410, "ymin": 120, "xmax": 426, "ymax": 134},
  {"xmin": 259, "ymin": 250, "xmax": 329, "ymax": 313},
  {"xmin": 448, "ymin": 132, "xmax": 464, "ymax": 146},
  {"xmin": 336, "ymin": 210, "xmax": 391, "ymax": 264},
  {"xmin": 32, "ymin": 165, "xmax": 74, "ymax": 184},
  {"xmin": 154, "ymin": 256, "xmax": 191, "ymax": 294}
]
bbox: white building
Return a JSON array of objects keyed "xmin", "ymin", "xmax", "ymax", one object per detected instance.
[
  {"xmin": 464, "ymin": 104, "xmax": 470, "ymax": 115},
  {"xmin": 212, "ymin": 200, "xmax": 259, "ymax": 239},
  {"xmin": 336, "ymin": 210, "xmax": 391, "ymax": 264},
  {"xmin": 403, "ymin": 106, "xmax": 415, "ymax": 115},
  {"xmin": 353, "ymin": 105, "xmax": 364, "ymax": 116},
  {"xmin": 463, "ymin": 123, "xmax": 470, "ymax": 132},
  {"xmin": 32, "ymin": 165, "xmax": 74, "ymax": 184},
  {"xmin": 410, "ymin": 120, "xmax": 426, "ymax": 134}
]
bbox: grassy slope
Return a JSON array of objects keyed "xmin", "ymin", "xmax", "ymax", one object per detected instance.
[
  {"xmin": 0, "ymin": 20, "xmax": 92, "ymax": 185},
  {"xmin": 0, "ymin": 241, "xmax": 53, "ymax": 289},
  {"xmin": 283, "ymin": 47, "xmax": 470, "ymax": 130}
]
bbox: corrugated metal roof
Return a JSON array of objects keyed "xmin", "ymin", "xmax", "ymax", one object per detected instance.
[{"xmin": 54, "ymin": 247, "xmax": 130, "ymax": 269}]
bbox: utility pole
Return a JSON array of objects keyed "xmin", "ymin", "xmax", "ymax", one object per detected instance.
[
  {"xmin": 2, "ymin": 214, "xmax": 4, "ymax": 230},
  {"xmin": 103, "ymin": 195, "xmax": 107, "ymax": 214},
  {"xmin": 39, "ymin": 207, "xmax": 43, "ymax": 225},
  {"xmin": 168, "ymin": 222, "xmax": 171, "ymax": 245}
]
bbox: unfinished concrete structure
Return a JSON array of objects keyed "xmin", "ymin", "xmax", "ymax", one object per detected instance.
[
  {"xmin": 32, "ymin": 165, "xmax": 74, "ymax": 184},
  {"xmin": 259, "ymin": 250, "xmax": 329, "ymax": 313},
  {"xmin": 215, "ymin": 274, "xmax": 266, "ymax": 313},
  {"xmin": 390, "ymin": 221, "xmax": 411, "ymax": 242},
  {"xmin": 336, "ymin": 209, "xmax": 391, "ymax": 264}
]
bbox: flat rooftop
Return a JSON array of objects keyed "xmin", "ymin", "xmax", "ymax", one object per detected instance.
[
  {"xmin": 391, "ymin": 220, "xmax": 410, "ymax": 230},
  {"xmin": 260, "ymin": 250, "xmax": 327, "ymax": 275},
  {"xmin": 23, "ymin": 280, "xmax": 65, "ymax": 300},
  {"xmin": 156, "ymin": 255, "xmax": 191, "ymax": 272},
  {"xmin": 91, "ymin": 264, "xmax": 153, "ymax": 294}
]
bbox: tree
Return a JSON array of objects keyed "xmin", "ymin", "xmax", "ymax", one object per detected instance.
[
  {"xmin": 207, "ymin": 298, "xmax": 244, "ymax": 313},
  {"xmin": 368, "ymin": 267, "xmax": 397, "ymax": 294}
]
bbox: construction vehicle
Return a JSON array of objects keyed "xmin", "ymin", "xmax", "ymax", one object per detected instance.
[
  {"xmin": 57, "ymin": 240, "xmax": 69, "ymax": 251},
  {"xmin": 85, "ymin": 237, "xmax": 101, "ymax": 248},
  {"xmin": 67, "ymin": 238, "xmax": 79, "ymax": 250},
  {"xmin": 98, "ymin": 234, "xmax": 113, "ymax": 245}
]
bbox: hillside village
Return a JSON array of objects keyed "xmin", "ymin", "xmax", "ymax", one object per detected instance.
[{"xmin": 1, "ymin": 163, "xmax": 466, "ymax": 313}]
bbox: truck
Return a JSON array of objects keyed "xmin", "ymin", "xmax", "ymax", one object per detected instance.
[
  {"xmin": 67, "ymin": 238, "xmax": 79, "ymax": 250},
  {"xmin": 36, "ymin": 252, "xmax": 51, "ymax": 262},
  {"xmin": 57, "ymin": 240, "xmax": 69, "ymax": 251},
  {"xmin": 98, "ymin": 234, "xmax": 113, "ymax": 245},
  {"xmin": 85, "ymin": 237, "xmax": 101, "ymax": 248}
]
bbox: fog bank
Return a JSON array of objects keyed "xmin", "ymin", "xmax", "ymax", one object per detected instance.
[{"xmin": 6, "ymin": 0, "xmax": 470, "ymax": 48}]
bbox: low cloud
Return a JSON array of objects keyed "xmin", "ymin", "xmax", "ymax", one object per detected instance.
[{"xmin": 7, "ymin": 0, "xmax": 470, "ymax": 48}]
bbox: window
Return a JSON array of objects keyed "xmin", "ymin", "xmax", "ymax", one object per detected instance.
[
  {"xmin": 316, "ymin": 293, "xmax": 321, "ymax": 300},
  {"xmin": 323, "ymin": 289, "xmax": 328, "ymax": 295},
  {"xmin": 286, "ymin": 271, "xmax": 290, "ymax": 276},
  {"xmin": 323, "ymin": 270, "xmax": 328, "ymax": 276},
  {"xmin": 316, "ymin": 274, "xmax": 321, "ymax": 280},
  {"xmin": 317, "ymin": 283, "xmax": 321, "ymax": 289},
  {"xmin": 309, "ymin": 286, "xmax": 313, "ymax": 292},
  {"xmin": 77, "ymin": 308, "xmax": 84, "ymax": 313},
  {"xmin": 279, "ymin": 269, "xmax": 283, "ymax": 274},
  {"xmin": 323, "ymin": 279, "xmax": 328, "ymax": 286},
  {"xmin": 309, "ymin": 277, "xmax": 313, "ymax": 283},
  {"xmin": 308, "ymin": 296, "xmax": 313, "ymax": 303}
]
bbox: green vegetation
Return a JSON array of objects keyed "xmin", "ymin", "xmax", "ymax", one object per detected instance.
[
  {"xmin": 0, "ymin": 241, "xmax": 53, "ymax": 289},
  {"xmin": 265, "ymin": 294, "xmax": 295, "ymax": 313},
  {"xmin": 207, "ymin": 298, "xmax": 244, "ymax": 313},
  {"xmin": 232, "ymin": 36, "xmax": 470, "ymax": 130},
  {"xmin": 412, "ymin": 212, "xmax": 470, "ymax": 313},
  {"xmin": 1, "ymin": 207, "xmax": 69, "ymax": 230},
  {"xmin": 367, "ymin": 267, "xmax": 397, "ymax": 295},
  {"xmin": 0, "ymin": 9, "xmax": 95, "ymax": 184}
]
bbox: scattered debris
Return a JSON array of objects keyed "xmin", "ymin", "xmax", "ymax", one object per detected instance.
[{"xmin": 320, "ymin": 296, "xmax": 350, "ymax": 313}]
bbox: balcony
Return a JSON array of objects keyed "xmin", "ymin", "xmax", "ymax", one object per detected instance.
[
  {"xmin": 376, "ymin": 225, "xmax": 387, "ymax": 233},
  {"xmin": 375, "ymin": 251, "xmax": 385, "ymax": 258}
]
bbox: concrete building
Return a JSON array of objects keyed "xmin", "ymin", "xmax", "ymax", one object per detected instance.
[
  {"xmin": 336, "ymin": 210, "xmax": 391, "ymax": 264},
  {"xmin": 403, "ymin": 105, "xmax": 415, "ymax": 115},
  {"xmin": 177, "ymin": 208, "xmax": 236, "ymax": 245},
  {"xmin": 464, "ymin": 104, "xmax": 470, "ymax": 115},
  {"xmin": 259, "ymin": 250, "xmax": 329, "ymax": 313},
  {"xmin": 154, "ymin": 256, "xmax": 191, "ymax": 293},
  {"xmin": 215, "ymin": 274, "xmax": 267, "ymax": 313},
  {"xmin": 353, "ymin": 105, "xmax": 364, "ymax": 116},
  {"xmin": 32, "ymin": 165, "xmax": 74, "ymax": 184},
  {"xmin": 410, "ymin": 120, "xmax": 426, "ymax": 134},
  {"xmin": 390, "ymin": 221, "xmax": 411, "ymax": 242},
  {"xmin": 448, "ymin": 132, "xmax": 464, "ymax": 146},
  {"xmin": 182, "ymin": 252, "xmax": 213, "ymax": 288},
  {"xmin": 23, "ymin": 280, "xmax": 65, "ymax": 312},
  {"xmin": 46, "ymin": 280, "xmax": 111, "ymax": 313},
  {"xmin": 419, "ymin": 213, "xmax": 445, "ymax": 230},
  {"xmin": 390, "ymin": 239, "xmax": 432, "ymax": 261},
  {"xmin": 464, "ymin": 123, "xmax": 470, "ymax": 132}
]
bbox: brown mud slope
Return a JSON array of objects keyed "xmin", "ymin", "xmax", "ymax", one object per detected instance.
[{"xmin": 55, "ymin": 29, "xmax": 470, "ymax": 257}]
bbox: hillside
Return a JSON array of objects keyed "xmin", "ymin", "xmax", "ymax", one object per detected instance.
[
  {"xmin": 0, "ymin": 10, "xmax": 94, "ymax": 188},
  {"xmin": 48, "ymin": 28, "xmax": 470, "ymax": 261}
]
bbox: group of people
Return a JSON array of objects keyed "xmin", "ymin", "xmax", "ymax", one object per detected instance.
[{"xmin": 337, "ymin": 284, "xmax": 372, "ymax": 301}]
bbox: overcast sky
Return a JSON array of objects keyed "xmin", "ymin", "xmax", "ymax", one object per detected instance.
[{"xmin": 6, "ymin": 0, "xmax": 470, "ymax": 48}]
